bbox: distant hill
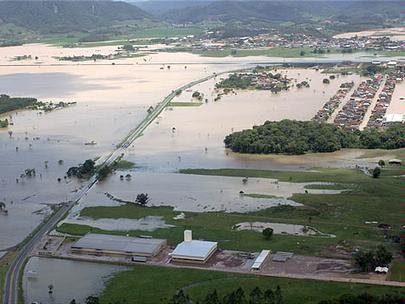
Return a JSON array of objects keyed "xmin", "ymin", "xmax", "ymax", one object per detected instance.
[
  {"xmin": 0, "ymin": 1, "xmax": 150, "ymax": 34},
  {"xmin": 135, "ymin": 0, "xmax": 213, "ymax": 16},
  {"xmin": 159, "ymin": 0, "xmax": 404, "ymax": 26}
]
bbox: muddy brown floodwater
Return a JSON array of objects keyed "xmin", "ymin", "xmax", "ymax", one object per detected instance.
[{"xmin": 1, "ymin": 43, "xmax": 404, "ymax": 248}]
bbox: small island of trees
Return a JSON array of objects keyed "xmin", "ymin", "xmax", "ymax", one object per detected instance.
[
  {"xmin": 216, "ymin": 70, "xmax": 291, "ymax": 93},
  {"xmin": 224, "ymin": 120, "xmax": 405, "ymax": 155}
]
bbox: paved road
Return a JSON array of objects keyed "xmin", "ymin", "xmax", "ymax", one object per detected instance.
[{"xmin": 2, "ymin": 68, "xmax": 242, "ymax": 304}]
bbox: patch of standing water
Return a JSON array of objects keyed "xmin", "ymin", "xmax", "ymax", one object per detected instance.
[
  {"xmin": 23, "ymin": 257, "xmax": 127, "ymax": 304},
  {"xmin": 234, "ymin": 222, "xmax": 336, "ymax": 238},
  {"xmin": 66, "ymin": 216, "xmax": 174, "ymax": 232},
  {"xmin": 64, "ymin": 173, "xmax": 348, "ymax": 220}
]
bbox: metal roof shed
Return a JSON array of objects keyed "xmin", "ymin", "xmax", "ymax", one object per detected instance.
[
  {"xmin": 72, "ymin": 233, "xmax": 167, "ymax": 257},
  {"xmin": 170, "ymin": 230, "xmax": 217, "ymax": 263},
  {"xmin": 251, "ymin": 250, "xmax": 271, "ymax": 271}
]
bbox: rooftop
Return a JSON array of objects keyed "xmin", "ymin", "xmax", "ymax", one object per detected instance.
[
  {"xmin": 171, "ymin": 240, "xmax": 217, "ymax": 260},
  {"xmin": 72, "ymin": 233, "xmax": 166, "ymax": 256}
]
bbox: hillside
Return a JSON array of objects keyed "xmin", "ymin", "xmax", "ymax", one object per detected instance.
[
  {"xmin": 0, "ymin": 1, "xmax": 150, "ymax": 34},
  {"xmin": 135, "ymin": 0, "xmax": 213, "ymax": 16},
  {"xmin": 161, "ymin": 0, "xmax": 405, "ymax": 28}
]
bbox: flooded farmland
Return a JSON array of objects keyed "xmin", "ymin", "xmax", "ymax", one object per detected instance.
[{"xmin": 0, "ymin": 43, "xmax": 403, "ymax": 249}]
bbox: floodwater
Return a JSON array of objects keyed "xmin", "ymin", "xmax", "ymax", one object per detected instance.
[
  {"xmin": 0, "ymin": 42, "xmax": 402, "ymax": 249},
  {"xmin": 0, "ymin": 45, "xmax": 249, "ymax": 250},
  {"xmin": 64, "ymin": 173, "xmax": 346, "ymax": 222},
  {"xmin": 23, "ymin": 257, "xmax": 127, "ymax": 304},
  {"xmin": 235, "ymin": 222, "xmax": 336, "ymax": 237},
  {"xmin": 334, "ymin": 27, "xmax": 405, "ymax": 41},
  {"xmin": 123, "ymin": 69, "xmax": 363, "ymax": 171}
]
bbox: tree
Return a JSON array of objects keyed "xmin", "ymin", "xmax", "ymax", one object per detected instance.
[
  {"xmin": 85, "ymin": 296, "xmax": 99, "ymax": 304},
  {"xmin": 169, "ymin": 289, "xmax": 191, "ymax": 304},
  {"xmin": 372, "ymin": 167, "xmax": 381, "ymax": 178},
  {"xmin": 264, "ymin": 289, "xmax": 275, "ymax": 304},
  {"xmin": 136, "ymin": 193, "xmax": 149, "ymax": 206},
  {"xmin": 262, "ymin": 227, "xmax": 274, "ymax": 240},
  {"xmin": 374, "ymin": 245, "xmax": 392, "ymax": 266},
  {"xmin": 203, "ymin": 290, "xmax": 220, "ymax": 304},
  {"xmin": 274, "ymin": 286, "xmax": 283, "ymax": 304},
  {"xmin": 250, "ymin": 287, "xmax": 264, "ymax": 304},
  {"xmin": 300, "ymin": 50, "xmax": 305, "ymax": 56},
  {"xmin": 354, "ymin": 250, "xmax": 375, "ymax": 272},
  {"xmin": 378, "ymin": 159, "xmax": 385, "ymax": 167}
]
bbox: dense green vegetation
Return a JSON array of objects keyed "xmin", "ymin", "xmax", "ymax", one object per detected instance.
[
  {"xmin": 0, "ymin": 94, "xmax": 37, "ymax": 114},
  {"xmin": 99, "ymin": 265, "xmax": 404, "ymax": 304},
  {"xmin": 166, "ymin": 286, "xmax": 404, "ymax": 304},
  {"xmin": 158, "ymin": 1, "xmax": 405, "ymax": 37},
  {"xmin": 0, "ymin": 1, "xmax": 148, "ymax": 34},
  {"xmin": 224, "ymin": 120, "xmax": 405, "ymax": 155},
  {"xmin": 67, "ymin": 159, "xmax": 96, "ymax": 179},
  {"xmin": 0, "ymin": 119, "xmax": 8, "ymax": 128},
  {"xmin": 216, "ymin": 72, "xmax": 290, "ymax": 92},
  {"xmin": 167, "ymin": 102, "xmax": 203, "ymax": 107},
  {"xmin": 354, "ymin": 246, "xmax": 393, "ymax": 272}
]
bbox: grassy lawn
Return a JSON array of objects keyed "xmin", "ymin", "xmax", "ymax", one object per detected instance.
[
  {"xmin": 390, "ymin": 259, "xmax": 405, "ymax": 282},
  {"xmin": 100, "ymin": 265, "xmax": 405, "ymax": 304},
  {"xmin": 167, "ymin": 102, "xmax": 203, "ymax": 107},
  {"xmin": 41, "ymin": 26, "xmax": 205, "ymax": 47},
  {"xmin": 193, "ymin": 47, "xmax": 343, "ymax": 58},
  {"xmin": 0, "ymin": 251, "xmax": 17, "ymax": 301},
  {"xmin": 114, "ymin": 159, "xmax": 135, "ymax": 170}
]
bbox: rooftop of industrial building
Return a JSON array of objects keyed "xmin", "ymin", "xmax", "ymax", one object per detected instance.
[
  {"xmin": 171, "ymin": 240, "xmax": 218, "ymax": 260},
  {"xmin": 72, "ymin": 233, "xmax": 166, "ymax": 255}
]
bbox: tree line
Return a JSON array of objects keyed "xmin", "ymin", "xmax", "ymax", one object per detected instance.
[
  {"xmin": 224, "ymin": 120, "xmax": 405, "ymax": 155},
  {"xmin": 76, "ymin": 287, "xmax": 404, "ymax": 304},
  {"xmin": 0, "ymin": 94, "xmax": 37, "ymax": 114}
]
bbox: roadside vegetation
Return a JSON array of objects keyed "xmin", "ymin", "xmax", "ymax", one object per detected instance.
[
  {"xmin": 224, "ymin": 120, "xmax": 405, "ymax": 155},
  {"xmin": 98, "ymin": 265, "xmax": 405, "ymax": 304},
  {"xmin": 167, "ymin": 102, "xmax": 203, "ymax": 107},
  {"xmin": 0, "ymin": 251, "xmax": 18, "ymax": 300}
]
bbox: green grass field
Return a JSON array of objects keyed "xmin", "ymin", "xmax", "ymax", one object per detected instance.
[
  {"xmin": 41, "ymin": 26, "xmax": 205, "ymax": 47},
  {"xmin": 114, "ymin": 159, "xmax": 135, "ymax": 170},
  {"xmin": 167, "ymin": 102, "xmax": 203, "ymax": 107},
  {"xmin": 0, "ymin": 251, "xmax": 17, "ymax": 301},
  {"xmin": 57, "ymin": 168, "xmax": 403, "ymax": 257},
  {"xmin": 193, "ymin": 47, "xmax": 341, "ymax": 58},
  {"xmin": 100, "ymin": 265, "xmax": 405, "ymax": 304},
  {"xmin": 390, "ymin": 259, "xmax": 405, "ymax": 282}
]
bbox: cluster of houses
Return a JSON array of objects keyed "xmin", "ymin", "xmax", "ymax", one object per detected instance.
[
  {"xmin": 334, "ymin": 75, "xmax": 384, "ymax": 129},
  {"xmin": 194, "ymin": 31, "xmax": 405, "ymax": 53},
  {"xmin": 313, "ymin": 81, "xmax": 355, "ymax": 122},
  {"xmin": 366, "ymin": 74, "xmax": 398, "ymax": 128},
  {"xmin": 254, "ymin": 73, "xmax": 291, "ymax": 91}
]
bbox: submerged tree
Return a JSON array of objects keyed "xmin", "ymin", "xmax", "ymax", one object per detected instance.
[{"xmin": 136, "ymin": 193, "xmax": 149, "ymax": 206}]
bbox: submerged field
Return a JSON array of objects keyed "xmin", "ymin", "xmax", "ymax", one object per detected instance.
[
  {"xmin": 57, "ymin": 167, "xmax": 404, "ymax": 256},
  {"xmin": 99, "ymin": 265, "xmax": 405, "ymax": 304}
]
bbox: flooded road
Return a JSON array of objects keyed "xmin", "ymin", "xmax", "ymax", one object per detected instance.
[{"xmin": 23, "ymin": 257, "xmax": 127, "ymax": 304}]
